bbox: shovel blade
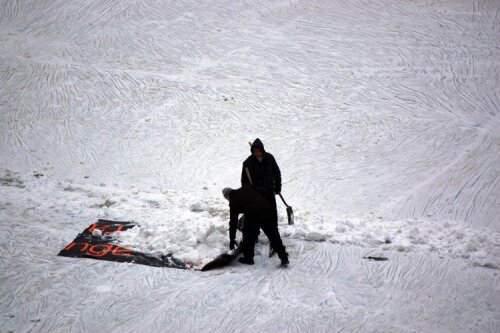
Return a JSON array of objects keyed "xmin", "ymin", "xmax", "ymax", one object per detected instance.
[{"xmin": 286, "ymin": 206, "xmax": 294, "ymax": 225}]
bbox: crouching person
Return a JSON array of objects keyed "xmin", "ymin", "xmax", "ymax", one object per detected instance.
[{"xmin": 222, "ymin": 186, "xmax": 289, "ymax": 266}]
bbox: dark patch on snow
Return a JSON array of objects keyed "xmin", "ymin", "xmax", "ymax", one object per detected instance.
[
  {"xmin": 473, "ymin": 263, "xmax": 498, "ymax": 270},
  {"xmin": 363, "ymin": 256, "xmax": 389, "ymax": 261},
  {"xmin": 0, "ymin": 170, "xmax": 25, "ymax": 188}
]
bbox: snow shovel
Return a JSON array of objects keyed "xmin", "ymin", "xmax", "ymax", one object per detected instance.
[{"xmin": 278, "ymin": 193, "xmax": 294, "ymax": 225}]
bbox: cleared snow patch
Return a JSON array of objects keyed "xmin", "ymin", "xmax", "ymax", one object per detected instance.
[{"xmin": 4, "ymin": 174, "xmax": 499, "ymax": 268}]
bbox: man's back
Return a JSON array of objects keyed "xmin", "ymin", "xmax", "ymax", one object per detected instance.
[{"xmin": 229, "ymin": 186, "xmax": 271, "ymax": 216}]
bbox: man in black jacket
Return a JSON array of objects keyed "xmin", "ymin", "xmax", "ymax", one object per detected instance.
[
  {"xmin": 223, "ymin": 186, "xmax": 288, "ymax": 266},
  {"xmin": 241, "ymin": 138, "xmax": 281, "ymax": 226}
]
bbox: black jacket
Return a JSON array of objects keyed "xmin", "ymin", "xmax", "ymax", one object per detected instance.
[
  {"xmin": 228, "ymin": 186, "xmax": 271, "ymax": 241},
  {"xmin": 241, "ymin": 138, "xmax": 282, "ymax": 195}
]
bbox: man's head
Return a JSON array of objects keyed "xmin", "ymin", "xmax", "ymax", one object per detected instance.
[
  {"xmin": 252, "ymin": 147, "xmax": 263, "ymax": 159},
  {"xmin": 250, "ymin": 138, "xmax": 265, "ymax": 159},
  {"xmin": 222, "ymin": 187, "xmax": 233, "ymax": 200}
]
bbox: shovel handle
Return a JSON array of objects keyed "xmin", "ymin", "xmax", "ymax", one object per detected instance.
[
  {"xmin": 278, "ymin": 193, "xmax": 291, "ymax": 208},
  {"xmin": 245, "ymin": 167, "xmax": 253, "ymax": 186},
  {"xmin": 245, "ymin": 142, "xmax": 254, "ymax": 186}
]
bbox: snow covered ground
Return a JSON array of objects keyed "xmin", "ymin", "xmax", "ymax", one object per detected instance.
[{"xmin": 1, "ymin": 0, "xmax": 499, "ymax": 332}]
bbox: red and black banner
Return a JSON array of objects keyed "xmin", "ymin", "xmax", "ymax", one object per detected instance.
[{"xmin": 58, "ymin": 219, "xmax": 189, "ymax": 269}]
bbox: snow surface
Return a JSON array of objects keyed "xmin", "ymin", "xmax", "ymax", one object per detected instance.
[{"xmin": 1, "ymin": 0, "xmax": 499, "ymax": 332}]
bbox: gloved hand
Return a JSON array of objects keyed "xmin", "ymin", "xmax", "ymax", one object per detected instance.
[
  {"xmin": 229, "ymin": 239, "xmax": 237, "ymax": 250},
  {"xmin": 275, "ymin": 186, "xmax": 281, "ymax": 195}
]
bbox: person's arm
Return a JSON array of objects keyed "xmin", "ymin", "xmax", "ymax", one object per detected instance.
[
  {"xmin": 241, "ymin": 162, "xmax": 249, "ymax": 187},
  {"xmin": 229, "ymin": 205, "xmax": 238, "ymax": 245},
  {"xmin": 272, "ymin": 156, "xmax": 282, "ymax": 194}
]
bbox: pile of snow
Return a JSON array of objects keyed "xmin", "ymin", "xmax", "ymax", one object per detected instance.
[
  {"xmin": 110, "ymin": 195, "xmax": 230, "ymax": 265},
  {"xmin": 3, "ymin": 170, "xmax": 498, "ymax": 268},
  {"xmin": 282, "ymin": 212, "xmax": 500, "ymax": 269}
]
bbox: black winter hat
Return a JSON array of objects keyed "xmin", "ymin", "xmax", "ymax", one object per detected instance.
[
  {"xmin": 222, "ymin": 187, "xmax": 233, "ymax": 200},
  {"xmin": 251, "ymin": 138, "xmax": 265, "ymax": 153}
]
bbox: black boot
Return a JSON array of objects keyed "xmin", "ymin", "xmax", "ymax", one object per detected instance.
[{"xmin": 278, "ymin": 252, "xmax": 289, "ymax": 266}]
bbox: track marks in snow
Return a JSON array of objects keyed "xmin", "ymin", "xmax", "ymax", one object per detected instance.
[
  {"xmin": 1, "ymin": 0, "xmax": 498, "ymax": 230},
  {"xmin": 0, "ymin": 173, "xmax": 499, "ymax": 332},
  {"xmin": 293, "ymin": 242, "xmax": 344, "ymax": 279},
  {"xmin": 0, "ymin": 1, "xmax": 499, "ymax": 331}
]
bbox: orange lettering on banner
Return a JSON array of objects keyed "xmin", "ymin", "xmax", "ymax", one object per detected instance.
[
  {"xmin": 89, "ymin": 244, "xmax": 113, "ymax": 257},
  {"xmin": 111, "ymin": 224, "xmax": 124, "ymax": 234},
  {"xmin": 85, "ymin": 244, "xmax": 133, "ymax": 257},
  {"xmin": 65, "ymin": 242, "xmax": 90, "ymax": 252},
  {"xmin": 87, "ymin": 224, "xmax": 95, "ymax": 233},
  {"xmin": 112, "ymin": 246, "xmax": 133, "ymax": 256},
  {"xmin": 87, "ymin": 223, "xmax": 102, "ymax": 233},
  {"xmin": 88, "ymin": 223, "xmax": 126, "ymax": 235}
]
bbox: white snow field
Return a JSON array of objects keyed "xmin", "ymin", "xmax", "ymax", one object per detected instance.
[{"xmin": 1, "ymin": 0, "xmax": 499, "ymax": 332}]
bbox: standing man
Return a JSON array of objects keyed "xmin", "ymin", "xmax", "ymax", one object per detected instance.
[
  {"xmin": 222, "ymin": 186, "xmax": 288, "ymax": 266},
  {"xmin": 241, "ymin": 138, "xmax": 282, "ymax": 226}
]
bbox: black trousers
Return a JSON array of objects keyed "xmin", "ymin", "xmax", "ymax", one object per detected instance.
[
  {"xmin": 242, "ymin": 213, "xmax": 286, "ymax": 259},
  {"xmin": 254, "ymin": 188, "xmax": 278, "ymax": 226},
  {"xmin": 255, "ymin": 190, "xmax": 277, "ymax": 240},
  {"xmin": 266, "ymin": 191, "xmax": 278, "ymax": 226}
]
